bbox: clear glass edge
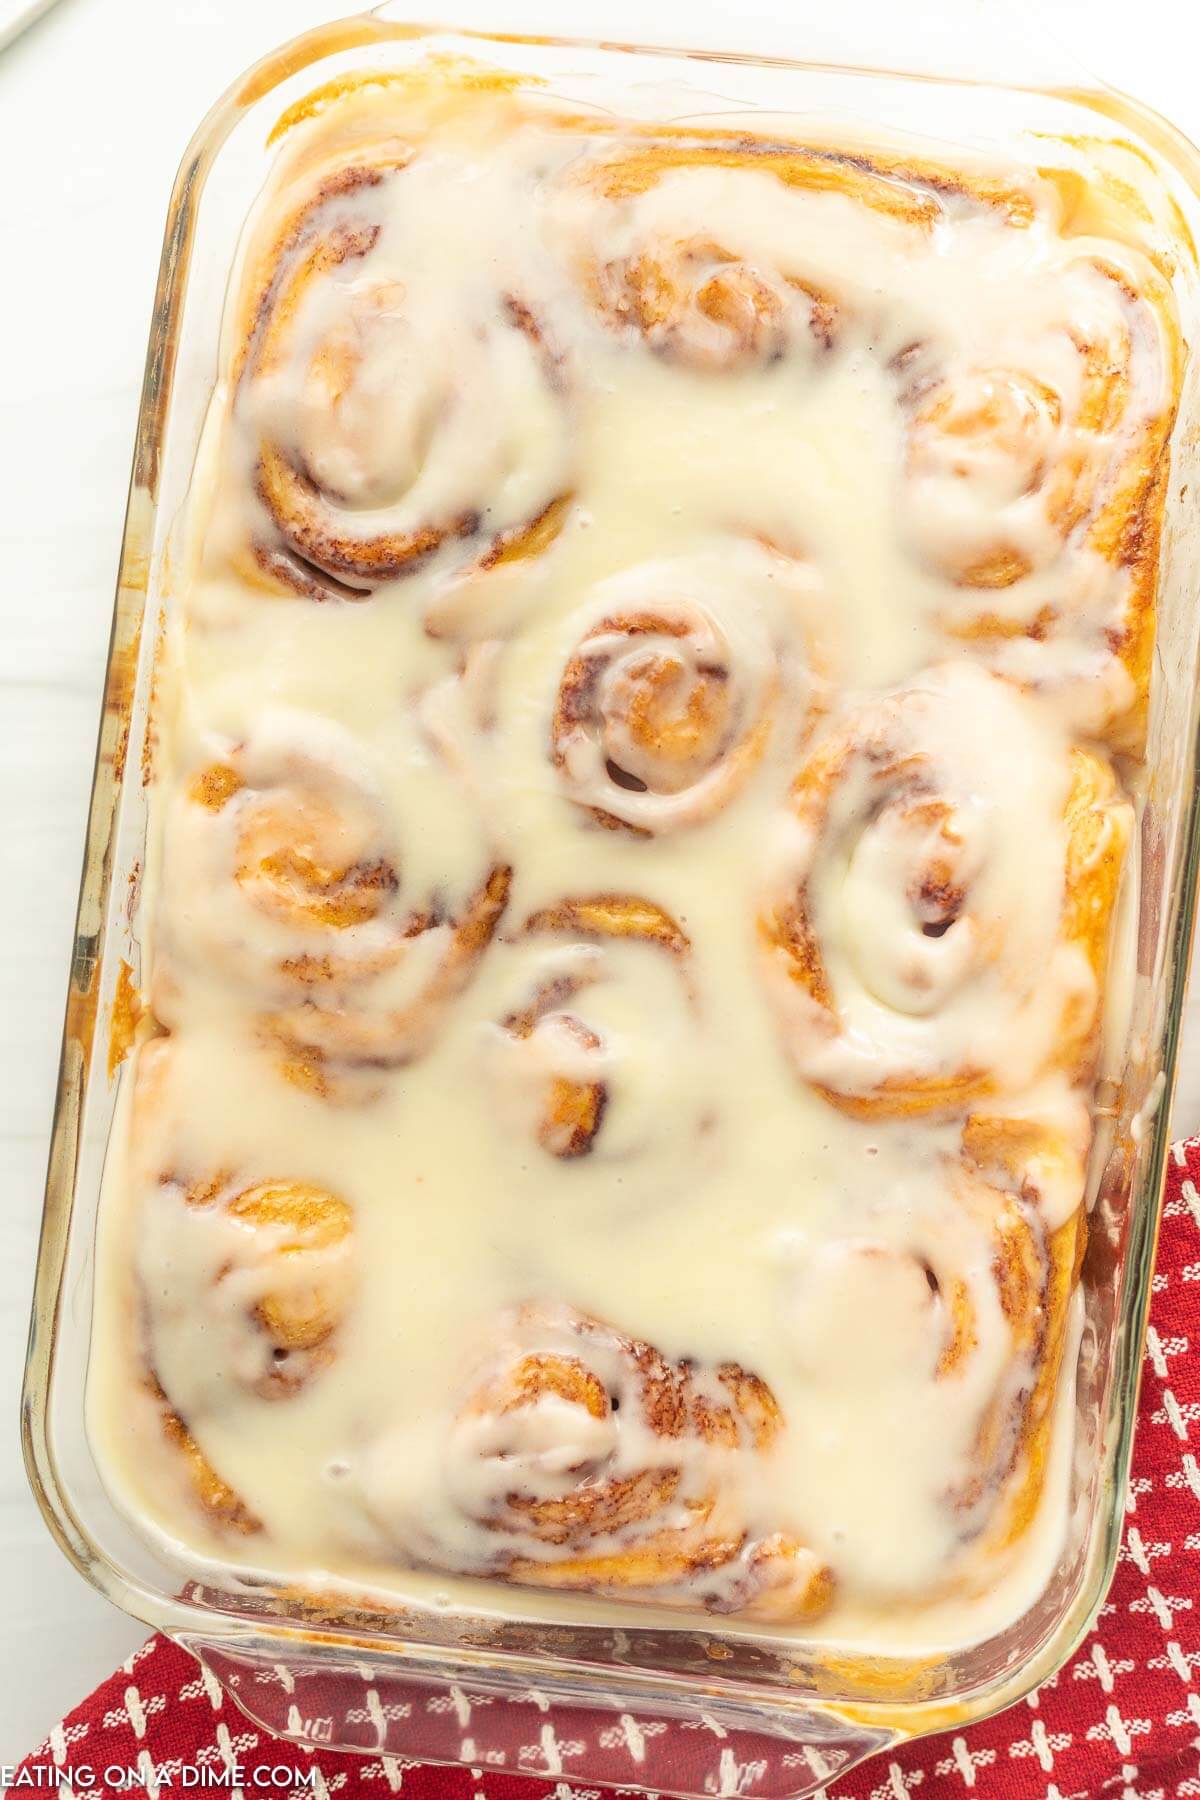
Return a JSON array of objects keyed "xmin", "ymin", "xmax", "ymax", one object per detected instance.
[{"xmin": 18, "ymin": 4, "xmax": 1200, "ymax": 1760}]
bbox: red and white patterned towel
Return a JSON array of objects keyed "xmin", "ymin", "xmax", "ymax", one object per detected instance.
[{"xmin": 20, "ymin": 1140, "xmax": 1200, "ymax": 1798}]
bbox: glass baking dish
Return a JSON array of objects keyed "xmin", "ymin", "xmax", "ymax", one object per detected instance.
[{"xmin": 22, "ymin": 11, "xmax": 1200, "ymax": 1794}]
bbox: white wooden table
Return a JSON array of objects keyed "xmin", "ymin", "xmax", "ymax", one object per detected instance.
[{"xmin": 2, "ymin": 0, "xmax": 1199, "ymax": 1760}]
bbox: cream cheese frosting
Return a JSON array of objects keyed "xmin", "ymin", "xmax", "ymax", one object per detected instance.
[{"xmin": 87, "ymin": 63, "xmax": 1182, "ymax": 1658}]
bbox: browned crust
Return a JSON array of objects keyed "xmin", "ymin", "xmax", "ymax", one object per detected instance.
[{"xmin": 522, "ymin": 892, "xmax": 690, "ymax": 958}]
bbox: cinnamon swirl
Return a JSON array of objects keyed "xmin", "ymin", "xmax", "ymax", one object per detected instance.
[
  {"xmin": 155, "ymin": 711, "xmax": 510, "ymax": 1097},
  {"xmin": 897, "ymin": 249, "xmax": 1180, "ymax": 749},
  {"xmin": 368, "ymin": 1303, "xmax": 831, "ymax": 1621},
  {"xmin": 227, "ymin": 133, "xmax": 572, "ymax": 605},
  {"xmin": 124, "ymin": 1046, "xmax": 357, "ymax": 1530},
  {"xmin": 784, "ymin": 1124, "xmax": 1085, "ymax": 1597},
  {"xmin": 949, "ymin": 1170, "xmax": 1086, "ymax": 1555},
  {"xmin": 550, "ymin": 543, "xmax": 830, "ymax": 835},
  {"xmin": 758, "ymin": 661, "xmax": 1131, "ymax": 1117},
  {"xmin": 562, "ymin": 136, "xmax": 945, "ymax": 369},
  {"xmin": 139, "ymin": 1173, "xmax": 355, "ymax": 1403}
]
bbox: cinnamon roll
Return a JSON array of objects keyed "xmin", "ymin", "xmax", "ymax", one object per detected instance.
[
  {"xmin": 564, "ymin": 136, "xmax": 949, "ymax": 369},
  {"xmin": 950, "ymin": 1133, "xmax": 1087, "ymax": 1552},
  {"xmin": 758, "ymin": 661, "xmax": 1131, "ymax": 1117},
  {"xmin": 156, "ymin": 712, "xmax": 510, "ymax": 1097},
  {"xmin": 119, "ymin": 1043, "xmax": 293, "ymax": 1533},
  {"xmin": 898, "ymin": 251, "xmax": 1181, "ymax": 749},
  {"xmin": 139, "ymin": 1173, "xmax": 354, "ymax": 1403},
  {"xmin": 785, "ymin": 1103, "xmax": 1086, "ymax": 1591},
  {"xmin": 587, "ymin": 232, "xmax": 836, "ymax": 372},
  {"xmin": 133, "ymin": 1145, "xmax": 354, "ymax": 1532},
  {"xmin": 551, "ymin": 544, "xmax": 829, "ymax": 835},
  {"xmin": 228, "ymin": 141, "xmax": 572, "ymax": 604},
  {"xmin": 489, "ymin": 894, "xmax": 700, "ymax": 1164},
  {"xmin": 376, "ymin": 1302, "xmax": 831, "ymax": 1620}
]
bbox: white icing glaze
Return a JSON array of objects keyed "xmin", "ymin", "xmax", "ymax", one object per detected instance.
[{"xmin": 86, "ymin": 70, "xmax": 1179, "ymax": 1658}]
